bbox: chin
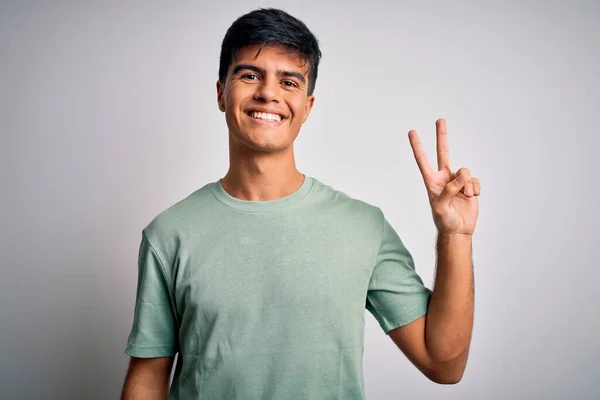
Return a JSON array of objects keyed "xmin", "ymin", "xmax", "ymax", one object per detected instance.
[{"xmin": 231, "ymin": 132, "xmax": 292, "ymax": 154}]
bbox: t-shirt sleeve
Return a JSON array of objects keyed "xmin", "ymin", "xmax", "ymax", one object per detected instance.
[
  {"xmin": 125, "ymin": 232, "xmax": 178, "ymax": 358},
  {"xmin": 366, "ymin": 214, "xmax": 433, "ymax": 334}
]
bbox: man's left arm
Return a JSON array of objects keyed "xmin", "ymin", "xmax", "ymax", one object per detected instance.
[
  {"xmin": 388, "ymin": 232, "xmax": 473, "ymax": 384},
  {"xmin": 388, "ymin": 118, "xmax": 479, "ymax": 384}
]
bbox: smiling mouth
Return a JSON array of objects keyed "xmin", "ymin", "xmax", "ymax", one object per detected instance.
[{"xmin": 246, "ymin": 111, "xmax": 285, "ymax": 122}]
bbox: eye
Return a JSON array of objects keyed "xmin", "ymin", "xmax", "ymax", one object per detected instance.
[
  {"xmin": 242, "ymin": 74, "xmax": 259, "ymax": 81},
  {"xmin": 282, "ymin": 80, "xmax": 298, "ymax": 88}
]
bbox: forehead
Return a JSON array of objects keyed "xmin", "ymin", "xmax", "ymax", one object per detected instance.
[{"xmin": 231, "ymin": 44, "xmax": 310, "ymax": 75}]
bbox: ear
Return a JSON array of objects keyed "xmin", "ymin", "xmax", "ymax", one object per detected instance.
[
  {"xmin": 216, "ymin": 80, "xmax": 226, "ymax": 112},
  {"xmin": 301, "ymin": 95, "xmax": 315, "ymax": 124}
]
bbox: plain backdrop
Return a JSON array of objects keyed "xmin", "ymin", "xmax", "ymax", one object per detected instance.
[{"xmin": 1, "ymin": 1, "xmax": 598, "ymax": 399}]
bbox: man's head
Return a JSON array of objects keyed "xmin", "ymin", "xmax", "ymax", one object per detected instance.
[{"xmin": 217, "ymin": 8, "xmax": 321, "ymax": 154}]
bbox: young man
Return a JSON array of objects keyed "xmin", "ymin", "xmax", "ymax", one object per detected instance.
[{"xmin": 121, "ymin": 8, "xmax": 480, "ymax": 400}]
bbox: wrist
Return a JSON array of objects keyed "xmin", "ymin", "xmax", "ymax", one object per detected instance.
[{"xmin": 437, "ymin": 232, "xmax": 473, "ymax": 242}]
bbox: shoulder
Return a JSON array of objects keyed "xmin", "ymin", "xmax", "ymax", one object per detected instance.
[
  {"xmin": 142, "ymin": 182, "xmax": 216, "ymax": 252},
  {"xmin": 310, "ymin": 177, "xmax": 385, "ymax": 226}
]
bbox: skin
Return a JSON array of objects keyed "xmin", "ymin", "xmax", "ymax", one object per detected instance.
[
  {"xmin": 121, "ymin": 46, "xmax": 481, "ymax": 396},
  {"xmin": 121, "ymin": 356, "xmax": 174, "ymax": 399}
]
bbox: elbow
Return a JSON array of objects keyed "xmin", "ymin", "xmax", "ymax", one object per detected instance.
[
  {"xmin": 427, "ymin": 370, "xmax": 464, "ymax": 385},
  {"xmin": 424, "ymin": 356, "xmax": 468, "ymax": 385},
  {"xmin": 425, "ymin": 345, "xmax": 470, "ymax": 384}
]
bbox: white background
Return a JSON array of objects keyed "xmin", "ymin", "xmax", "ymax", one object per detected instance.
[{"xmin": 1, "ymin": 1, "xmax": 598, "ymax": 398}]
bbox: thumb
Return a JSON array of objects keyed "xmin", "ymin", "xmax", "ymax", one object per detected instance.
[{"xmin": 437, "ymin": 174, "xmax": 466, "ymax": 205}]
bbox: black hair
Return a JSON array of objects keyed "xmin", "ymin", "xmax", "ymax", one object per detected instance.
[{"xmin": 218, "ymin": 8, "xmax": 322, "ymax": 96}]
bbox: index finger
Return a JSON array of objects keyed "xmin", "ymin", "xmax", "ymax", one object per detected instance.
[{"xmin": 408, "ymin": 129, "xmax": 433, "ymax": 178}]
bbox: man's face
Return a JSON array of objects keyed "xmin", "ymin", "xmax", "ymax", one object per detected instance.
[{"xmin": 217, "ymin": 44, "xmax": 315, "ymax": 154}]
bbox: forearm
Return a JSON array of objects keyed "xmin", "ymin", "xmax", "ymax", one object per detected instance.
[{"xmin": 425, "ymin": 232, "xmax": 474, "ymax": 362}]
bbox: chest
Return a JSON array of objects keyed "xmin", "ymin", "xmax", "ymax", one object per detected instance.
[{"xmin": 173, "ymin": 223, "xmax": 377, "ymax": 327}]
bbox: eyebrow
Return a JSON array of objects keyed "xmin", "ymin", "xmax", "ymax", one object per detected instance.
[{"xmin": 232, "ymin": 64, "xmax": 306, "ymax": 85}]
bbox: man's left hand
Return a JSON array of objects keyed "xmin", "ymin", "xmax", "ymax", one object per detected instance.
[{"xmin": 408, "ymin": 118, "xmax": 480, "ymax": 236}]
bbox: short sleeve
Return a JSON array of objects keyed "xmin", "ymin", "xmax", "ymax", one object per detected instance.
[
  {"xmin": 125, "ymin": 232, "xmax": 178, "ymax": 357},
  {"xmin": 366, "ymin": 215, "xmax": 433, "ymax": 334}
]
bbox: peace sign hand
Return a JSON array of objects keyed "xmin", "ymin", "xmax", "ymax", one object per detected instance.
[{"xmin": 408, "ymin": 119, "xmax": 480, "ymax": 236}]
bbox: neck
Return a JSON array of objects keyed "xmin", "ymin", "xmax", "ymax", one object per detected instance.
[{"xmin": 221, "ymin": 142, "xmax": 305, "ymax": 202}]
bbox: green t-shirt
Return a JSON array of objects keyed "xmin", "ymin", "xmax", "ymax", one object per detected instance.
[{"xmin": 125, "ymin": 175, "xmax": 432, "ymax": 399}]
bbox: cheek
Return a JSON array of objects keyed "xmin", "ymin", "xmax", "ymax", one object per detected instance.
[
  {"xmin": 222, "ymin": 93, "xmax": 241, "ymax": 125},
  {"xmin": 224, "ymin": 82, "xmax": 247, "ymax": 110},
  {"xmin": 288, "ymin": 99, "xmax": 307, "ymax": 121}
]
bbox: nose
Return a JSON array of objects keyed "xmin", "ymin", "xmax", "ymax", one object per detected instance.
[{"xmin": 253, "ymin": 76, "xmax": 280, "ymax": 103}]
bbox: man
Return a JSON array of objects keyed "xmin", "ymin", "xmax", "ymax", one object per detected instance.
[{"xmin": 121, "ymin": 7, "xmax": 479, "ymax": 400}]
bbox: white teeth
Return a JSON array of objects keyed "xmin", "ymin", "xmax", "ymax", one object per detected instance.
[{"xmin": 250, "ymin": 111, "xmax": 282, "ymax": 122}]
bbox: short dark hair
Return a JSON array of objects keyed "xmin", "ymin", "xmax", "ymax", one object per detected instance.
[{"xmin": 218, "ymin": 8, "xmax": 322, "ymax": 96}]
